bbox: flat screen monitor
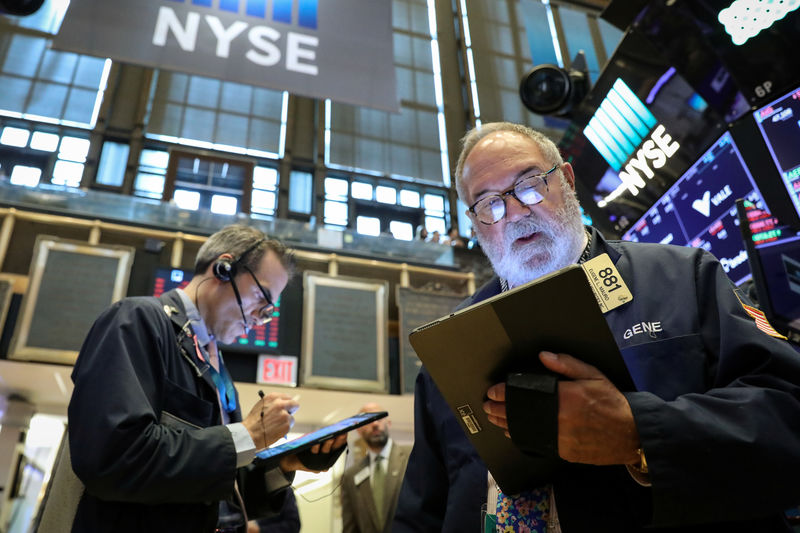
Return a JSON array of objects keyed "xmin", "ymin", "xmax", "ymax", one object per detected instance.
[
  {"xmin": 753, "ymin": 85, "xmax": 800, "ymax": 220},
  {"xmin": 737, "ymin": 199, "xmax": 800, "ymax": 337},
  {"xmin": 751, "ymin": 233, "xmax": 800, "ymax": 331},
  {"xmin": 622, "ymin": 131, "xmax": 764, "ymax": 285},
  {"xmin": 630, "ymin": 0, "xmax": 800, "ymax": 114},
  {"xmin": 559, "ymin": 27, "xmax": 729, "ymax": 238},
  {"xmin": 150, "ymin": 267, "xmax": 283, "ymax": 353}
]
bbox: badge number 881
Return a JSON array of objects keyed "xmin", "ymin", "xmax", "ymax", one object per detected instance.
[{"xmin": 598, "ymin": 267, "xmax": 622, "ymax": 292}]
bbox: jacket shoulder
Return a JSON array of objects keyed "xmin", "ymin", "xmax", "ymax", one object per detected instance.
[
  {"xmin": 457, "ymin": 276, "xmax": 501, "ymax": 310},
  {"xmin": 604, "ymin": 239, "xmax": 712, "ymax": 272},
  {"xmin": 606, "ymin": 238, "xmax": 705, "ymax": 259},
  {"xmin": 343, "ymin": 455, "xmax": 370, "ymax": 477}
]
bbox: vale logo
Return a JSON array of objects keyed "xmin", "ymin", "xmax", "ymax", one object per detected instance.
[
  {"xmin": 691, "ymin": 184, "xmax": 734, "ymax": 217},
  {"xmin": 692, "ymin": 191, "xmax": 711, "ymax": 217}
]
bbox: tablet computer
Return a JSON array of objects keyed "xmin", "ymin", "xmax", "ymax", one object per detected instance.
[
  {"xmin": 255, "ymin": 411, "xmax": 388, "ymax": 462},
  {"xmin": 409, "ymin": 263, "xmax": 632, "ymax": 494}
]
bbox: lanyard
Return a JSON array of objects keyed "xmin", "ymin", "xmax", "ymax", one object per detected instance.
[{"xmin": 192, "ymin": 334, "xmax": 237, "ymax": 414}]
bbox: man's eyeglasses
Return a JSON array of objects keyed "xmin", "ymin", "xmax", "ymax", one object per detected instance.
[
  {"xmin": 241, "ymin": 265, "xmax": 276, "ymax": 325},
  {"xmin": 467, "ymin": 164, "xmax": 560, "ymax": 225}
]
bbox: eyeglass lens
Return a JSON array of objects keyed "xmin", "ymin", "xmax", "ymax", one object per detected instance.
[
  {"xmin": 472, "ymin": 165, "xmax": 558, "ymax": 224},
  {"xmin": 476, "ymin": 176, "xmax": 546, "ymax": 223},
  {"xmin": 242, "ymin": 266, "xmax": 275, "ymax": 323}
]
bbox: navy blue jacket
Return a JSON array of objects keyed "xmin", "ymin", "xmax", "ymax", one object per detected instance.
[
  {"xmin": 394, "ymin": 228, "xmax": 800, "ymax": 532},
  {"xmin": 68, "ymin": 289, "xmax": 289, "ymax": 532}
]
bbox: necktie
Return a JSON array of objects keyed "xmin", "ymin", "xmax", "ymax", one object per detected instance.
[{"xmin": 372, "ymin": 456, "xmax": 386, "ymax": 524}]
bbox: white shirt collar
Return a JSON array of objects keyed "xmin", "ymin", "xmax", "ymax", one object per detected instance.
[{"xmin": 367, "ymin": 438, "xmax": 393, "ymax": 465}]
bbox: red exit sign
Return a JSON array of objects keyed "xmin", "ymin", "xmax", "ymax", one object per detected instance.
[{"xmin": 256, "ymin": 355, "xmax": 298, "ymax": 386}]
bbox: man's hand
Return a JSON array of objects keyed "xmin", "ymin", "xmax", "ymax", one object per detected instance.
[
  {"xmin": 483, "ymin": 351, "xmax": 641, "ymax": 466},
  {"xmin": 279, "ymin": 433, "xmax": 348, "ymax": 473},
  {"xmin": 243, "ymin": 392, "xmax": 299, "ymax": 449}
]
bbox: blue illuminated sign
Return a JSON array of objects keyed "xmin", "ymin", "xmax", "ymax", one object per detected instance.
[
  {"xmin": 583, "ymin": 78, "xmax": 657, "ymax": 172},
  {"xmin": 167, "ymin": 0, "xmax": 317, "ymax": 29}
]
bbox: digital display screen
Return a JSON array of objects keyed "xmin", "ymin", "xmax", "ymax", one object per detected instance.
[
  {"xmin": 631, "ymin": 0, "xmax": 800, "ymax": 113},
  {"xmin": 622, "ymin": 132, "xmax": 764, "ymax": 284},
  {"xmin": 753, "ymin": 86, "xmax": 800, "ymax": 220},
  {"xmin": 152, "ymin": 267, "xmax": 191, "ymax": 296},
  {"xmin": 753, "ymin": 233, "xmax": 800, "ymax": 329},
  {"xmin": 151, "ymin": 267, "xmax": 283, "ymax": 353},
  {"xmin": 743, "ymin": 201, "xmax": 784, "ymax": 246},
  {"xmin": 560, "ymin": 27, "xmax": 728, "ymax": 238}
]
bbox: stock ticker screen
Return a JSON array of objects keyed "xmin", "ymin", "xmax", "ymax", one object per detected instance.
[
  {"xmin": 151, "ymin": 267, "xmax": 282, "ymax": 353},
  {"xmin": 754, "ymin": 85, "xmax": 800, "ymax": 220},
  {"xmin": 753, "ymin": 233, "xmax": 800, "ymax": 328},
  {"xmin": 740, "ymin": 201, "xmax": 800, "ymax": 330},
  {"xmin": 622, "ymin": 132, "xmax": 764, "ymax": 285}
]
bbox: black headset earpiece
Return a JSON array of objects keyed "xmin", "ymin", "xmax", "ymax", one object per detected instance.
[
  {"xmin": 212, "ymin": 258, "xmax": 236, "ymax": 282},
  {"xmin": 211, "ymin": 238, "xmax": 265, "ymax": 282}
]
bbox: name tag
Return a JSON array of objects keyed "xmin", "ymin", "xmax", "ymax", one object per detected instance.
[
  {"xmin": 582, "ymin": 253, "xmax": 633, "ymax": 313},
  {"xmin": 354, "ymin": 466, "xmax": 370, "ymax": 486}
]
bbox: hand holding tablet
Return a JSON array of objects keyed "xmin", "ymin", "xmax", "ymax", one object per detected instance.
[{"xmin": 255, "ymin": 411, "xmax": 388, "ymax": 471}]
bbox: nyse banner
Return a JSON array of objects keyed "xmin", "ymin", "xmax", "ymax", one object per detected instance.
[{"xmin": 53, "ymin": 0, "xmax": 398, "ymax": 112}]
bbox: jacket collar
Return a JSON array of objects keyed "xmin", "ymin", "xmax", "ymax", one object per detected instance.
[
  {"xmin": 587, "ymin": 225, "xmax": 620, "ymax": 263},
  {"xmin": 158, "ymin": 289, "xmax": 215, "ymax": 384}
]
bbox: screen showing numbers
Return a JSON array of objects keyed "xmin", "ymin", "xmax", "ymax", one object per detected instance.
[{"xmin": 622, "ymin": 131, "xmax": 765, "ymax": 284}]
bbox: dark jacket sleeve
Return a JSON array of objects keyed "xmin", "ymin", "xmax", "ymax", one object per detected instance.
[
  {"xmin": 626, "ymin": 250, "xmax": 800, "ymax": 525},
  {"xmin": 393, "ymin": 368, "xmax": 487, "ymax": 533},
  {"xmin": 68, "ymin": 299, "xmax": 237, "ymax": 504}
]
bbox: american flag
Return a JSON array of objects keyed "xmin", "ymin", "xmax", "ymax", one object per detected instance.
[{"xmin": 740, "ymin": 301, "xmax": 787, "ymax": 340}]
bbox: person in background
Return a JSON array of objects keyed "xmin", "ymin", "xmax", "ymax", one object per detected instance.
[
  {"xmin": 394, "ymin": 122, "xmax": 800, "ymax": 532},
  {"xmin": 430, "ymin": 230, "xmax": 442, "ymax": 244},
  {"xmin": 467, "ymin": 227, "xmax": 480, "ymax": 250},
  {"xmin": 63, "ymin": 224, "xmax": 345, "ymax": 533},
  {"xmin": 443, "ymin": 227, "xmax": 465, "ymax": 248},
  {"xmin": 341, "ymin": 403, "xmax": 411, "ymax": 533},
  {"xmin": 416, "ymin": 225, "xmax": 429, "ymax": 241}
]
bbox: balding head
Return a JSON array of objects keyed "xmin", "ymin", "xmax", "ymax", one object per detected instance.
[{"xmin": 360, "ymin": 402, "xmax": 384, "ymax": 415}]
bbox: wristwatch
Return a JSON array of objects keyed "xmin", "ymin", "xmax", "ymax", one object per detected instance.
[{"xmin": 630, "ymin": 447, "xmax": 648, "ymax": 474}]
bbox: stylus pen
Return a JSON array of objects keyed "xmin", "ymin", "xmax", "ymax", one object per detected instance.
[{"xmin": 258, "ymin": 390, "xmax": 266, "ymax": 446}]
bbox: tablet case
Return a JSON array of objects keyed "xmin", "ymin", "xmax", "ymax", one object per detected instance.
[{"xmin": 408, "ymin": 264, "xmax": 633, "ymax": 494}]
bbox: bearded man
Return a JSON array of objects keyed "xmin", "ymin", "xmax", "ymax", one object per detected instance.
[
  {"xmin": 340, "ymin": 403, "xmax": 410, "ymax": 533},
  {"xmin": 393, "ymin": 122, "xmax": 800, "ymax": 533}
]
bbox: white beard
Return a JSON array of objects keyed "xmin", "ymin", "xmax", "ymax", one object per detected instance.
[{"xmin": 477, "ymin": 189, "xmax": 586, "ymax": 288}]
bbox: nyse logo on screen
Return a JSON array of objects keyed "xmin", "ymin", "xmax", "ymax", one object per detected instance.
[
  {"xmin": 154, "ymin": 0, "xmax": 319, "ymax": 75},
  {"xmin": 585, "ymin": 78, "xmax": 680, "ymax": 199}
]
